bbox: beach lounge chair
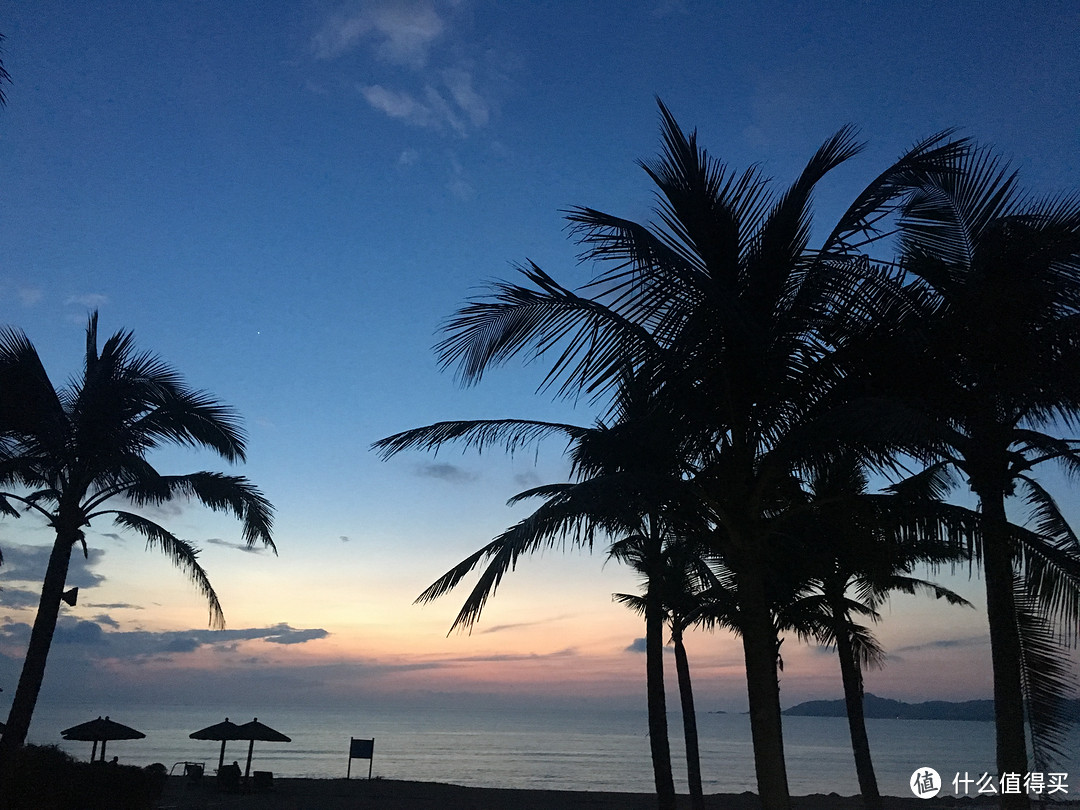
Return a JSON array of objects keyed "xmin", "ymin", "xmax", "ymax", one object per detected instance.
[
  {"xmin": 253, "ymin": 770, "xmax": 274, "ymax": 792},
  {"xmin": 217, "ymin": 761, "xmax": 241, "ymax": 793}
]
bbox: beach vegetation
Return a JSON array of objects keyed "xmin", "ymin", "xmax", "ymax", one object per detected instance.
[
  {"xmin": 882, "ymin": 146, "xmax": 1080, "ymax": 809},
  {"xmin": 376, "ymin": 102, "xmax": 1080, "ymax": 810},
  {"xmin": 0, "ymin": 313, "xmax": 274, "ymax": 784}
]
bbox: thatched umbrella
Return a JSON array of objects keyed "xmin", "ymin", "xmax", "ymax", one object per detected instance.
[
  {"xmin": 234, "ymin": 718, "xmax": 290, "ymax": 778},
  {"xmin": 189, "ymin": 717, "xmax": 242, "ymax": 770},
  {"xmin": 61, "ymin": 715, "xmax": 145, "ymax": 762}
]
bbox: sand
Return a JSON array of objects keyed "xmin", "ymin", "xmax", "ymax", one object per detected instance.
[{"xmin": 153, "ymin": 776, "xmax": 1077, "ymax": 809}]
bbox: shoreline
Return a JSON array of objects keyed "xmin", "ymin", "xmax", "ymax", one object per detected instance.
[{"xmin": 155, "ymin": 776, "xmax": 1078, "ymax": 809}]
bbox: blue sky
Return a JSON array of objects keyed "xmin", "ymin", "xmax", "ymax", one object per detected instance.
[{"xmin": 1, "ymin": 1, "xmax": 1078, "ymax": 721}]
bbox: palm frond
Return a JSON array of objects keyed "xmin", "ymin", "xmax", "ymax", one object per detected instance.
[
  {"xmin": 118, "ymin": 471, "xmax": 275, "ymax": 552},
  {"xmin": 1013, "ymin": 578, "xmax": 1078, "ymax": 771},
  {"xmin": 436, "ymin": 263, "xmax": 659, "ymax": 399},
  {"xmin": 823, "ymin": 130, "xmax": 968, "ymax": 256},
  {"xmin": 106, "ymin": 510, "xmax": 225, "ymax": 629},
  {"xmin": 373, "ymin": 419, "xmax": 587, "ymax": 460}
]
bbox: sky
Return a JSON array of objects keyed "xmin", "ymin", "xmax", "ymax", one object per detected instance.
[{"xmin": 1, "ymin": 1, "xmax": 1079, "ymax": 723}]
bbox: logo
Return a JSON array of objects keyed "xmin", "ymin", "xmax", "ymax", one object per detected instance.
[{"xmin": 911, "ymin": 767, "xmax": 941, "ymax": 798}]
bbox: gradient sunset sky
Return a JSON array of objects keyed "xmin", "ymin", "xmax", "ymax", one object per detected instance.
[{"xmin": 1, "ymin": 2, "xmax": 1078, "ymax": 721}]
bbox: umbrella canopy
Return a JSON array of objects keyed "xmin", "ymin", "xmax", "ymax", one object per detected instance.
[
  {"xmin": 234, "ymin": 718, "xmax": 291, "ymax": 778},
  {"xmin": 61, "ymin": 716, "xmax": 145, "ymax": 762},
  {"xmin": 189, "ymin": 718, "xmax": 242, "ymax": 770}
]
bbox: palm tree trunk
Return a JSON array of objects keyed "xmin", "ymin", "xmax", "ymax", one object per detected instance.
[
  {"xmin": 645, "ymin": 586, "xmax": 677, "ymax": 810},
  {"xmin": 0, "ymin": 530, "xmax": 77, "ymax": 794},
  {"xmin": 672, "ymin": 624, "xmax": 705, "ymax": 810},
  {"xmin": 739, "ymin": 568, "xmax": 791, "ymax": 810},
  {"xmin": 979, "ymin": 491, "xmax": 1030, "ymax": 810},
  {"xmin": 834, "ymin": 623, "xmax": 880, "ymax": 810}
]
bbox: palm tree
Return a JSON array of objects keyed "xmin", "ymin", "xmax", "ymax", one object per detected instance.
[
  {"xmin": 376, "ymin": 372, "xmax": 699, "ymax": 810},
  {"xmin": 611, "ymin": 537, "xmax": 725, "ymax": 810},
  {"xmin": 430, "ymin": 101, "xmax": 964, "ymax": 809},
  {"xmin": 891, "ymin": 147, "xmax": 1080, "ymax": 807},
  {"xmin": 776, "ymin": 458, "xmax": 973, "ymax": 810},
  {"xmin": 0, "ymin": 313, "xmax": 275, "ymax": 776}
]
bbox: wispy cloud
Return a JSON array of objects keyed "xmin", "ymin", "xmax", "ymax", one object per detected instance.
[
  {"xmin": 65, "ymin": 293, "xmax": 109, "ymax": 308},
  {"xmin": 0, "ymin": 617, "xmax": 330, "ymax": 658},
  {"xmin": 313, "ymin": 1, "xmax": 445, "ymax": 67},
  {"xmin": 479, "ymin": 614, "xmax": 573, "ymax": 635},
  {"xmin": 513, "ymin": 471, "xmax": 543, "ymax": 489},
  {"xmin": 17, "ymin": 286, "xmax": 42, "ymax": 306},
  {"xmin": 313, "ymin": 2, "xmax": 493, "ymax": 139},
  {"xmin": 892, "ymin": 635, "xmax": 988, "ymax": 655},
  {"xmin": 204, "ymin": 537, "xmax": 267, "ymax": 554},
  {"xmin": 416, "ymin": 462, "xmax": 478, "ymax": 483},
  {"xmin": 442, "ymin": 68, "xmax": 488, "ymax": 128}
]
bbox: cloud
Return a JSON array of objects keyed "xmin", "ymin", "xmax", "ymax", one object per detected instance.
[
  {"xmin": 313, "ymin": 1, "xmax": 445, "ymax": 67},
  {"xmin": 83, "ymin": 602, "xmax": 143, "ymax": 610},
  {"xmin": 398, "ymin": 148, "xmax": 420, "ymax": 165},
  {"xmin": 447, "ymin": 648, "xmax": 577, "ymax": 664},
  {"xmin": 892, "ymin": 635, "xmax": 988, "ymax": 655},
  {"xmin": 54, "ymin": 619, "xmax": 107, "ymax": 645},
  {"xmin": 17, "ymin": 286, "xmax": 42, "ymax": 306},
  {"xmin": 0, "ymin": 543, "xmax": 107, "ymax": 592},
  {"xmin": 623, "ymin": 638, "xmax": 674, "ymax": 655},
  {"xmin": 0, "ymin": 617, "xmax": 329, "ymax": 661},
  {"xmin": 339, "ymin": 535, "xmax": 351, "ymax": 543},
  {"xmin": 358, "ymin": 71, "xmax": 490, "ymax": 137},
  {"xmin": 93, "ymin": 613, "xmax": 121, "ymax": 628},
  {"xmin": 0, "ymin": 587, "xmax": 41, "ymax": 609},
  {"xmin": 479, "ymin": 614, "xmax": 573, "ymax": 635},
  {"xmin": 314, "ymin": 4, "xmax": 491, "ymax": 140},
  {"xmin": 513, "ymin": 471, "xmax": 542, "ymax": 489},
  {"xmin": 446, "ymin": 153, "xmax": 475, "ymax": 199},
  {"xmin": 442, "ymin": 68, "xmax": 488, "ymax": 128},
  {"xmin": 416, "ymin": 462, "xmax": 478, "ymax": 483},
  {"xmin": 204, "ymin": 537, "xmax": 265, "ymax": 554},
  {"xmin": 65, "ymin": 293, "xmax": 109, "ymax": 308}
]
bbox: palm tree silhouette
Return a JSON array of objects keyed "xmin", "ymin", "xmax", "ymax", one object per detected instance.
[
  {"xmin": 0, "ymin": 313, "xmax": 274, "ymax": 775},
  {"xmin": 376, "ymin": 372, "xmax": 697, "ymax": 810},
  {"xmin": 890, "ymin": 146, "xmax": 1080, "ymax": 808},
  {"xmin": 611, "ymin": 537, "xmax": 724, "ymax": 810},
  {"xmin": 777, "ymin": 458, "xmax": 973, "ymax": 810},
  {"xmin": 428, "ymin": 101, "xmax": 963, "ymax": 809}
]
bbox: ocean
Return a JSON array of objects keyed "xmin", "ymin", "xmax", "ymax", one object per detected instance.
[{"xmin": 22, "ymin": 702, "xmax": 1080, "ymax": 798}]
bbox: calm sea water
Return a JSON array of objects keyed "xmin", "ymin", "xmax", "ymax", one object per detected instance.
[{"xmin": 22, "ymin": 702, "xmax": 1080, "ymax": 797}]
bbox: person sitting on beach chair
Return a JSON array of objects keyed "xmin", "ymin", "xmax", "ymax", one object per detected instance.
[{"xmin": 217, "ymin": 760, "xmax": 241, "ymax": 793}]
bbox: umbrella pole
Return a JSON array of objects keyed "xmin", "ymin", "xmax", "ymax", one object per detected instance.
[
  {"xmin": 218, "ymin": 740, "xmax": 226, "ymax": 771},
  {"xmin": 90, "ymin": 740, "xmax": 98, "ymax": 762},
  {"xmin": 245, "ymin": 738, "xmax": 254, "ymax": 779},
  {"xmin": 100, "ymin": 739, "xmax": 107, "ymax": 763}
]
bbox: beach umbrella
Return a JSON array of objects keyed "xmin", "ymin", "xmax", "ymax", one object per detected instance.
[
  {"xmin": 189, "ymin": 717, "xmax": 242, "ymax": 770},
  {"xmin": 61, "ymin": 715, "xmax": 145, "ymax": 762},
  {"xmin": 235, "ymin": 718, "xmax": 290, "ymax": 778}
]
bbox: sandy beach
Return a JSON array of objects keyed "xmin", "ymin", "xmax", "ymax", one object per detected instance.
[{"xmin": 153, "ymin": 777, "xmax": 1078, "ymax": 809}]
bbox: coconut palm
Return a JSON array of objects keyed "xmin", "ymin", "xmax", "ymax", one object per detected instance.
[
  {"xmin": 376, "ymin": 371, "xmax": 700, "ymax": 810},
  {"xmin": 891, "ymin": 147, "xmax": 1080, "ymax": 806},
  {"xmin": 611, "ymin": 537, "xmax": 726, "ymax": 810},
  {"xmin": 430, "ymin": 101, "xmax": 964, "ymax": 809},
  {"xmin": 0, "ymin": 313, "xmax": 274, "ymax": 774},
  {"xmin": 774, "ymin": 458, "xmax": 973, "ymax": 810}
]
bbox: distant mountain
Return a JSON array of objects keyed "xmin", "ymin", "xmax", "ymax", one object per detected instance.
[{"xmin": 783, "ymin": 694, "xmax": 1080, "ymax": 722}]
